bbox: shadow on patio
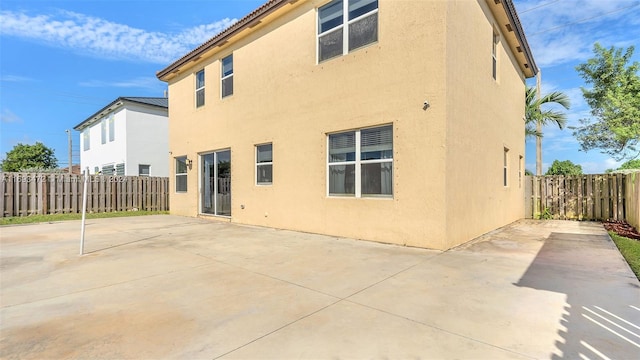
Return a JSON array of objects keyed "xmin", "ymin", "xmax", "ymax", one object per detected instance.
[{"xmin": 515, "ymin": 231, "xmax": 640, "ymax": 359}]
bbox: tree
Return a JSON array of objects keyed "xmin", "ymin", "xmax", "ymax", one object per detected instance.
[
  {"xmin": 574, "ymin": 43, "xmax": 640, "ymax": 160},
  {"xmin": 525, "ymin": 86, "xmax": 571, "ymax": 138},
  {"xmin": 0, "ymin": 142, "xmax": 58, "ymax": 172},
  {"xmin": 525, "ymin": 85, "xmax": 571, "ymax": 175},
  {"xmin": 617, "ymin": 159, "xmax": 640, "ymax": 170},
  {"xmin": 545, "ymin": 160, "xmax": 583, "ymax": 176}
]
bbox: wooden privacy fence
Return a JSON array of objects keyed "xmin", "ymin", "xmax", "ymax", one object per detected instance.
[
  {"xmin": 525, "ymin": 173, "xmax": 640, "ymax": 229},
  {"xmin": 1, "ymin": 172, "xmax": 169, "ymax": 217}
]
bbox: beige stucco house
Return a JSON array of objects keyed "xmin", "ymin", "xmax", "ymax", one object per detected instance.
[{"xmin": 157, "ymin": 0, "xmax": 537, "ymax": 250}]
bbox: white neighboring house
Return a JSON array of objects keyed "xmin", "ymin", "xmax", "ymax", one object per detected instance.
[{"xmin": 74, "ymin": 97, "xmax": 169, "ymax": 176}]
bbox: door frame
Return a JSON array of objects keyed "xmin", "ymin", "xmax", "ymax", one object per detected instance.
[{"xmin": 198, "ymin": 148, "xmax": 231, "ymax": 217}]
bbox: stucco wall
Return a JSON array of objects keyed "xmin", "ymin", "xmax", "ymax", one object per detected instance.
[
  {"xmin": 443, "ymin": 0, "xmax": 526, "ymax": 248},
  {"xmin": 166, "ymin": 0, "xmax": 528, "ymax": 249}
]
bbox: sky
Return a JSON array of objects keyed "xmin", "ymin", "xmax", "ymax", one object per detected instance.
[{"xmin": 0, "ymin": 0, "xmax": 639, "ymax": 173}]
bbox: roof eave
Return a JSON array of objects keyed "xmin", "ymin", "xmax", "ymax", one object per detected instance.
[
  {"xmin": 500, "ymin": 0, "xmax": 538, "ymax": 78},
  {"xmin": 73, "ymin": 97, "xmax": 168, "ymax": 131},
  {"xmin": 156, "ymin": 0, "xmax": 296, "ymax": 81}
]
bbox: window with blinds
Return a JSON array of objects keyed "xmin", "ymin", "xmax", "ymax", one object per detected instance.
[
  {"xmin": 256, "ymin": 143, "xmax": 273, "ymax": 185},
  {"xmin": 328, "ymin": 124, "xmax": 393, "ymax": 197},
  {"xmin": 318, "ymin": 0, "xmax": 378, "ymax": 62}
]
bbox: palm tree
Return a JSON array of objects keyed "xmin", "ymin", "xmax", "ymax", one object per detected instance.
[{"xmin": 525, "ymin": 86, "xmax": 571, "ymax": 174}]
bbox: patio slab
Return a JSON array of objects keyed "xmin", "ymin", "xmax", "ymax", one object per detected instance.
[{"xmin": 1, "ymin": 216, "xmax": 638, "ymax": 359}]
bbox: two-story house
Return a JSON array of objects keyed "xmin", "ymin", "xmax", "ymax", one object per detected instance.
[
  {"xmin": 156, "ymin": 0, "xmax": 537, "ymax": 250},
  {"xmin": 74, "ymin": 97, "xmax": 169, "ymax": 177}
]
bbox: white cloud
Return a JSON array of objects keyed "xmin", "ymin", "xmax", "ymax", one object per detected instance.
[
  {"xmin": 79, "ymin": 76, "xmax": 164, "ymax": 90},
  {"xmin": 517, "ymin": 0, "xmax": 640, "ymax": 68},
  {"xmin": 0, "ymin": 74, "xmax": 35, "ymax": 82},
  {"xmin": 0, "ymin": 10, "xmax": 237, "ymax": 64},
  {"xmin": 0, "ymin": 108, "xmax": 22, "ymax": 123}
]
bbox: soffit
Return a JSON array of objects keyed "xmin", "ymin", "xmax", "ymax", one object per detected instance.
[{"xmin": 486, "ymin": 0, "xmax": 537, "ymax": 78}]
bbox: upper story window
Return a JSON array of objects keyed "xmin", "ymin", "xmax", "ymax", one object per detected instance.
[
  {"xmin": 256, "ymin": 143, "xmax": 273, "ymax": 185},
  {"xmin": 195, "ymin": 69, "xmax": 205, "ymax": 107},
  {"xmin": 221, "ymin": 54, "xmax": 234, "ymax": 98},
  {"xmin": 108, "ymin": 114, "xmax": 115, "ymax": 142},
  {"xmin": 83, "ymin": 129, "xmax": 90, "ymax": 151},
  {"xmin": 328, "ymin": 124, "xmax": 392, "ymax": 197},
  {"xmin": 101, "ymin": 119, "xmax": 107, "ymax": 144},
  {"xmin": 318, "ymin": 0, "xmax": 379, "ymax": 62},
  {"xmin": 492, "ymin": 29, "xmax": 499, "ymax": 81}
]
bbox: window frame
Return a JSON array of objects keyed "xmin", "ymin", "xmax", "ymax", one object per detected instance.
[
  {"xmin": 83, "ymin": 129, "xmax": 90, "ymax": 151},
  {"xmin": 101, "ymin": 119, "xmax": 107, "ymax": 144},
  {"xmin": 503, "ymin": 147, "xmax": 509, "ymax": 187},
  {"xmin": 221, "ymin": 54, "xmax": 234, "ymax": 98},
  {"xmin": 492, "ymin": 28, "xmax": 499, "ymax": 81},
  {"xmin": 255, "ymin": 143, "xmax": 273, "ymax": 185},
  {"xmin": 139, "ymin": 164, "xmax": 150, "ymax": 177},
  {"xmin": 518, "ymin": 155, "xmax": 523, "ymax": 188},
  {"xmin": 195, "ymin": 69, "xmax": 205, "ymax": 108},
  {"xmin": 175, "ymin": 156, "xmax": 188, "ymax": 193},
  {"xmin": 108, "ymin": 114, "xmax": 115, "ymax": 142},
  {"xmin": 327, "ymin": 124, "xmax": 393, "ymax": 198},
  {"xmin": 317, "ymin": 0, "xmax": 379, "ymax": 63}
]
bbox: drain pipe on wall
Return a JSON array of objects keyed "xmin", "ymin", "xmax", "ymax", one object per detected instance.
[{"xmin": 80, "ymin": 167, "xmax": 89, "ymax": 255}]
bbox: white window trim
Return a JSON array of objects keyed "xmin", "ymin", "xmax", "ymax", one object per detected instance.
[
  {"xmin": 326, "ymin": 125, "xmax": 393, "ymax": 198},
  {"xmin": 108, "ymin": 114, "xmax": 115, "ymax": 142},
  {"xmin": 221, "ymin": 54, "xmax": 233, "ymax": 99},
  {"xmin": 195, "ymin": 69, "xmax": 205, "ymax": 108},
  {"xmin": 176, "ymin": 156, "xmax": 188, "ymax": 193},
  {"xmin": 83, "ymin": 130, "xmax": 90, "ymax": 151},
  {"xmin": 316, "ymin": 0, "xmax": 379, "ymax": 64},
  {"xmin": 255, "ymin": 143, "xmax": 273, "ymax": 186},
  {"xmin": 100, "ymin": 119, "xmax": 107, "ymax": 145}
]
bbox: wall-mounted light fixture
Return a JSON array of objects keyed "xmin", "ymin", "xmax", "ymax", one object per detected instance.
[
  {"xmin": 423, "ymin": 100, "xmax": 430, "ymax": 110},
  {"xmin": 186, "ymin": 158, "xmax": 193, "ymax": 169}
]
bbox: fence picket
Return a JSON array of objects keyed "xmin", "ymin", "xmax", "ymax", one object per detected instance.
[
  {"xmin": 525, "ymin": 173, "xmax": 638, "ymax": 225},
  {"xmin": 0, "ymin": 173, "xmax": 169, "ymax": 217}
]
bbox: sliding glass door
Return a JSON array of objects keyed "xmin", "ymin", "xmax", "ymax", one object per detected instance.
[{"xmin": 201, "ymin": 150, "xmax": 231, "ymax": 216}]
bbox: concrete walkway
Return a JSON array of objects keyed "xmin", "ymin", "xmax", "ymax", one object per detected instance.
[{"xmin": 1, "ymin": 216, "xmax": 638, "ymax": 359}]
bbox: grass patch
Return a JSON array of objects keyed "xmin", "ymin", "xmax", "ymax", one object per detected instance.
[
  {"xmin": 0, "ymin": 211, "xmax": 169, "ymax": 226},
  {"xmin": 609, "ymin": 232, "xmax": 640, "ymax": 280}
]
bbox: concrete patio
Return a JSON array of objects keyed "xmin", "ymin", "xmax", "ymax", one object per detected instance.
[{"xmin": 1, "ymin": 216, "xmax": 638, "ymax": 359}]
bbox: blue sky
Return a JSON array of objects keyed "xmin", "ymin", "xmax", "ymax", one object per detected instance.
[{"xmin": 1, "ymin": 0, "xmax": 639, "ymax": 173}]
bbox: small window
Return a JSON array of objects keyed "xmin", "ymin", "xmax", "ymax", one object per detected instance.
[
  {"xmin": 328, "ymin": 124, "xmax": 392, "ymax": 197},
  {"xmin": 108, "ymin": 114, "xmax": 115, "ymax": 142},
  {"xmin": 519, "ymin": 155, "xmax": 523, "ymax": 188},
  {"xmin": 139, "ymin": 164, "xmax": 150, "ymax": 177},
  {"xmin": 256, "ymin": 143, "xmax": 273, "ymax": 185},
  {"xmin": 195, "ymin": 70, "xmax": 205, "ymax": 107},
  {"xmin": 221, "ymin": 55, "xmax": 234, "ymax": 98},
  {"xmin": 492, "ymin": 29, "xmax": 499, "ymax": 80},
  {"xmin": 176, "ymin": 156, "xmax": 188, "ymax": 192},
  {"xmin": 115, "ymin": 163, "xmax": 125, "ymax": 176},
  {"xmin": 83, "ymin": 130, "xmax": 90, "ymax": 151},
  {"xmin": 101, "ymin": 164, "xmax": 115, "ymax": 175},
  {"xmin": 503, "ymin": 147, "xmax": 509, "ymax": 187},
  {"xmin": 101, "ymin": 119, "xmax": 107, "ymax": 144},
  {"xmin": 318, "ymin": 0, "xmax": 378, "ymax": 62}
]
